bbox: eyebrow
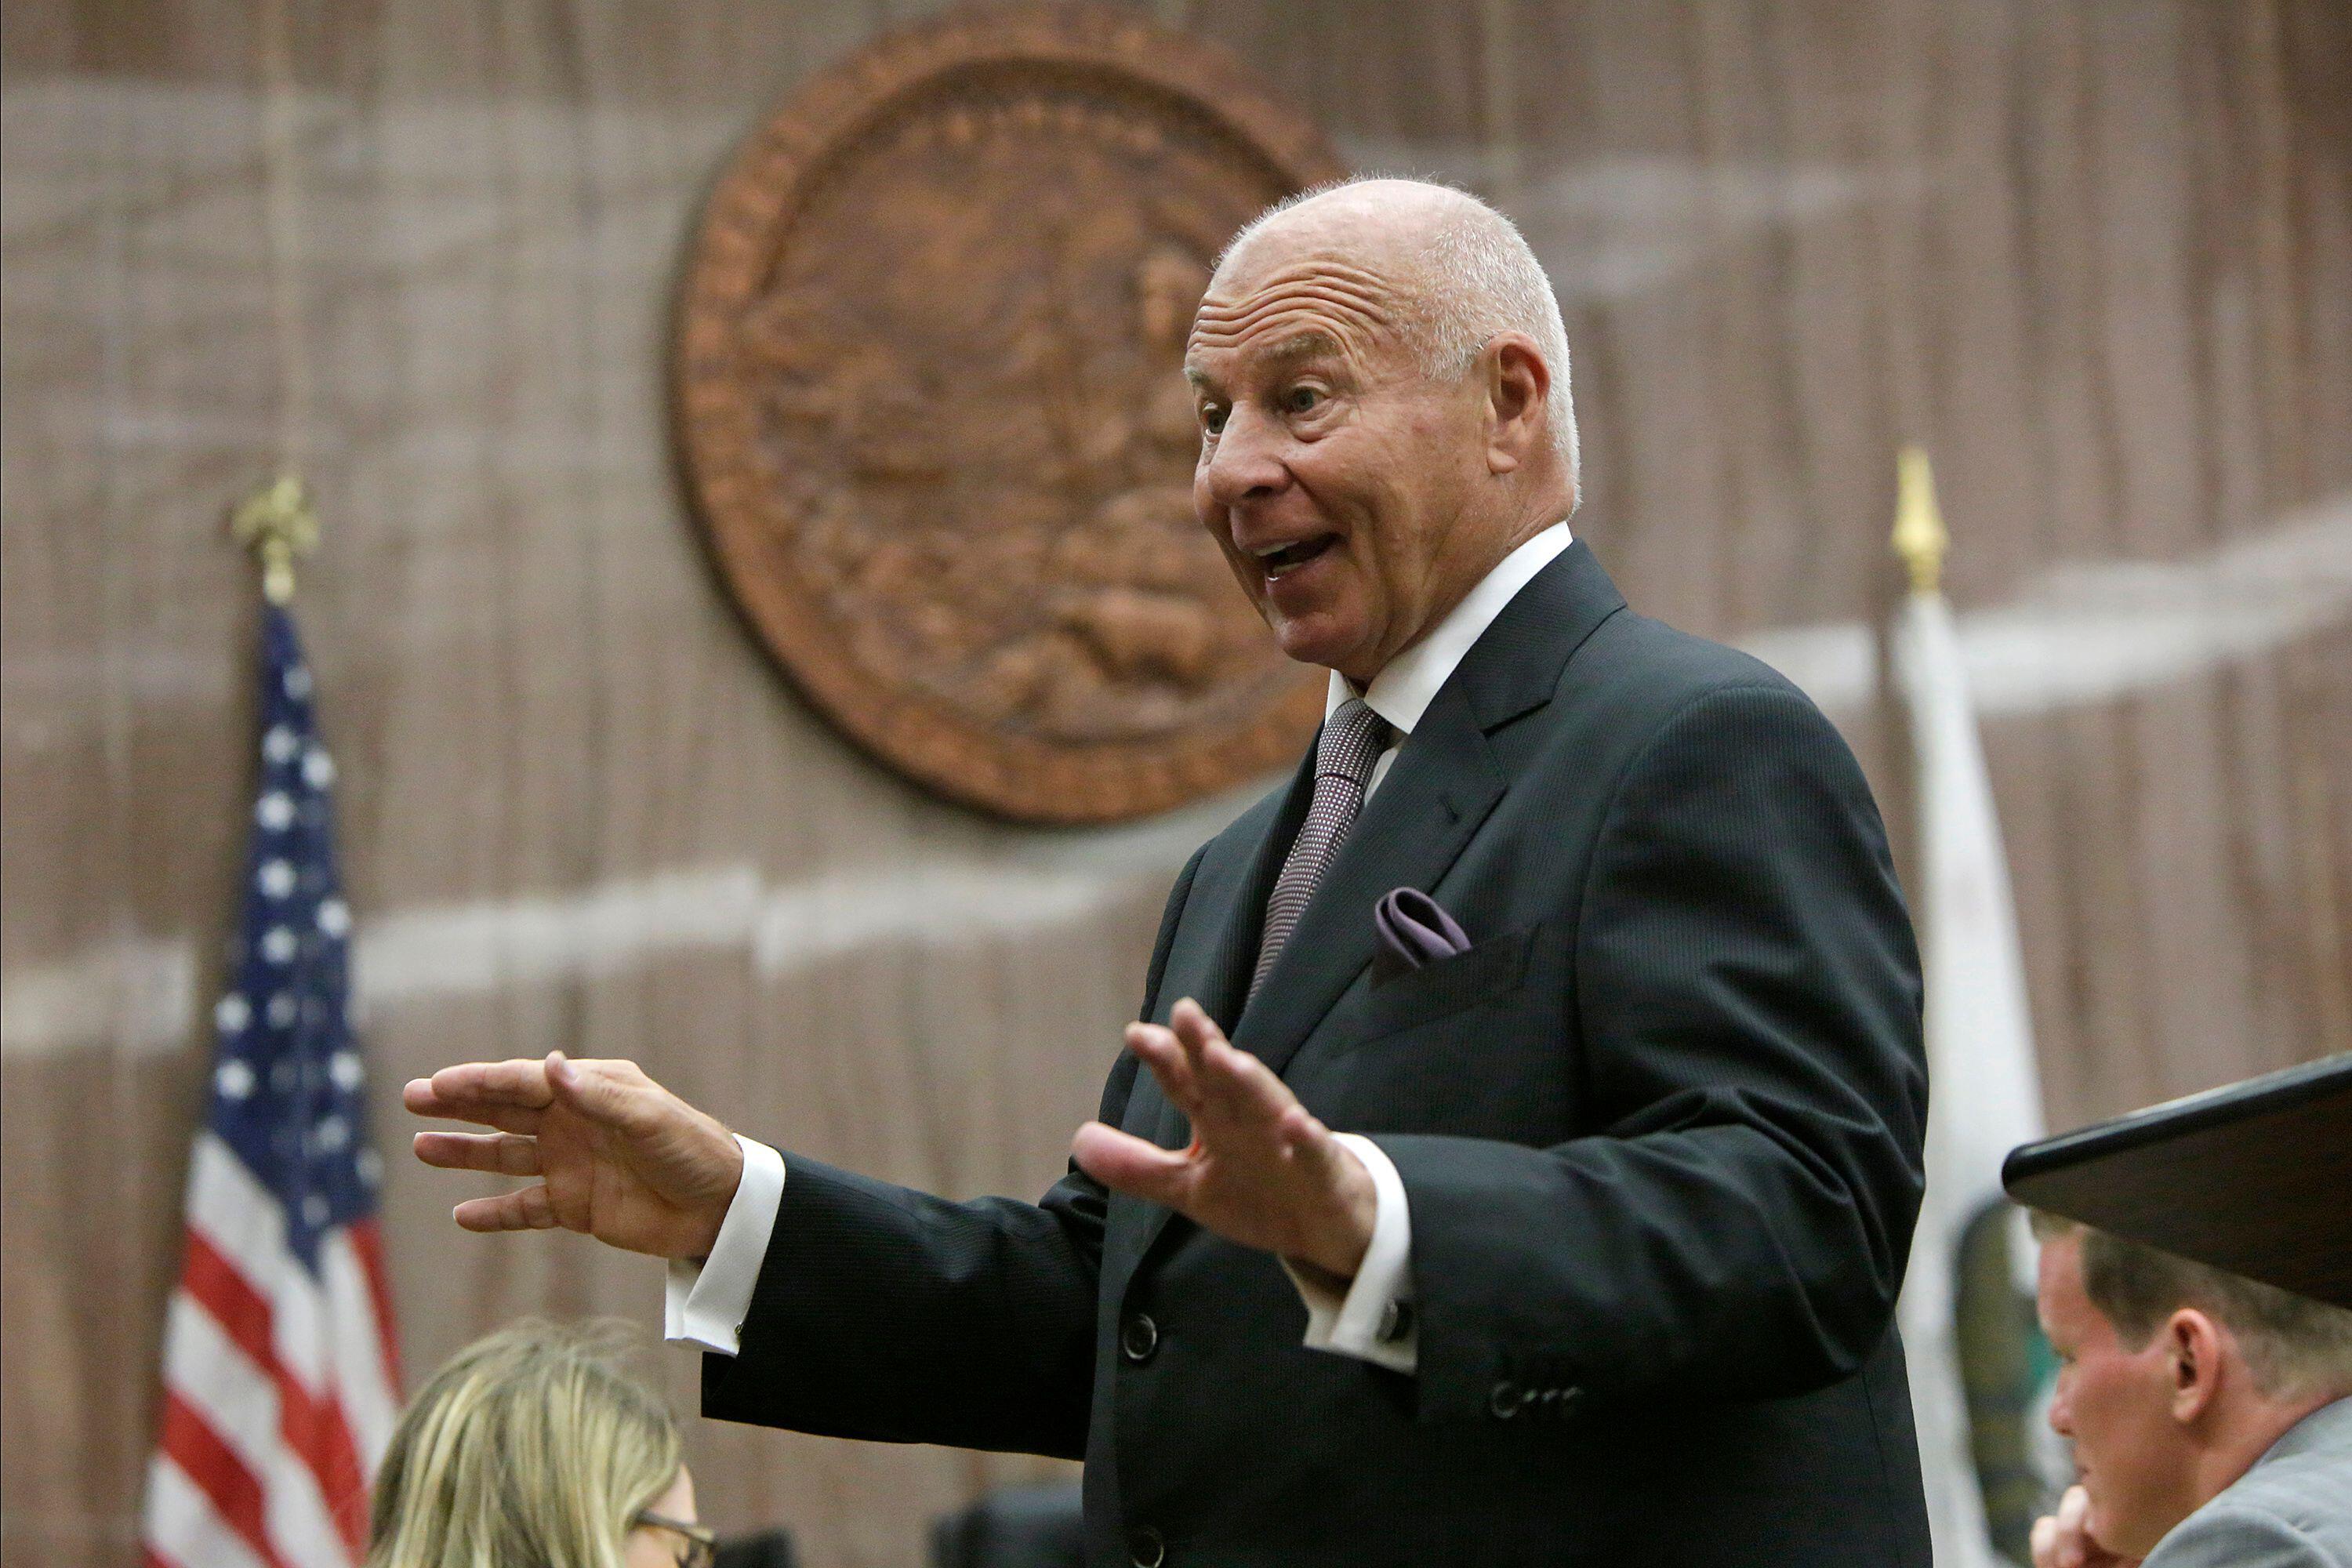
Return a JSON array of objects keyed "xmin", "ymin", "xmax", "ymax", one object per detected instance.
[
  {"xmin": 1184, "ymin": 329, "xmax": 1345, "ymax": 391},
  {"xmin": 1260, "ymin": 329, "xmax": 1345, "ymax": 366}
]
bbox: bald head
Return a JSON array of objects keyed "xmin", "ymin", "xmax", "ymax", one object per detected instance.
[
  {"xmin": 1216, "ymin": 178, "xmax": 1579, "ymax": 493},
  {"xmin": 1181, "ymin": 176, "xmax": 1578, "ymax": 681}
]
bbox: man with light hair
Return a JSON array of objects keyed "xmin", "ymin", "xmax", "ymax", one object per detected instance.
[
  {"xmin": 415, "ymin": 176, "xmax": 1931, "ymax": 1565},
  {"xmin": 2028, "ymin": 1213, "xmax": 2352, "ymax": 1568}
]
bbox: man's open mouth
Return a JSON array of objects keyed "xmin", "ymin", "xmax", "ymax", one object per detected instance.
[{"xmin": 1250, "ymin": 534, "xmax": 1338, "ymax": 579}]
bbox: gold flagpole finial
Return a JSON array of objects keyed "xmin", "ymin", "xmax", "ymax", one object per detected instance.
[
  {"xmin": 1891, "ymin": 445, "xmax": 1949, "ymax": 596},
  {"xmin": 229, "ymin": 474, "xmax": 318, "ymax": 606}
]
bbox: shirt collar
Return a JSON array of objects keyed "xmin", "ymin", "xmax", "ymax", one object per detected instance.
[{"xmin": 1324, "ymin": 522, "xmax": 1575, "ymax": 737}]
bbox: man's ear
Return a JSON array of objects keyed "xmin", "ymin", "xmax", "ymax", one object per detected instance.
[
  {"xmin": 2165, "ymin": 1308, "xmax": 2226, "ymax": 1423},
  {"xmin": 1483, "ymin": 335, "xmax": 1550, "ymax": 476}
]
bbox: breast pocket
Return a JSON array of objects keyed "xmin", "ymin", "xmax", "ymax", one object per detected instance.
[
  {"xmin": 1310, "ymin": 925, "xmax": 1567, "ymax": 1139},
  {"xmin": 1354, "ymin": 925, "xmax": 1540, "ymax": 1044}
]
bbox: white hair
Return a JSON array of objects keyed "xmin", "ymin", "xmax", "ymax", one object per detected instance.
[{"xmin": 1221, "ymin": 176, "xmax": 1580, "ymax": 499}]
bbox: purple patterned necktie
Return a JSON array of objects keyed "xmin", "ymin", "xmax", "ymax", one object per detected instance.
[{"xmin": 1249, "ymin": 697, "xmax": 1393, "ymax": 1005}]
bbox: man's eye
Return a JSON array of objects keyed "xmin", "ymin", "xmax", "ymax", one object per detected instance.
[
  {"xmin": 1201, "ymin": 406, "xmax": 1228, "ymax": 435},
  {"xmin": 1283, "ymin": 386, "xmax": 1323, "ymax": 414}
]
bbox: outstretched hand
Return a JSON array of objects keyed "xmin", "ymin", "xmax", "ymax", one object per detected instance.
[
  {"xmin": 1073, "ymin": 997, "xmax": 1375, "ymax": 1281},
  {"xmin": 405, "ymin": 1053, "xmax": 743, "ymax": 1261}
]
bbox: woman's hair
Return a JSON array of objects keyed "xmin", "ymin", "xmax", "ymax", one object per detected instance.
[{"xmin": 367, "ymin": 1319, "xmax": 682, "ymax": 1568}]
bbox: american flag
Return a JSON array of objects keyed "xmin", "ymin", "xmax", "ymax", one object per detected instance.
[{"xmin": 141, "ymin": 603, "xmax": 402, "ymax": 1568}]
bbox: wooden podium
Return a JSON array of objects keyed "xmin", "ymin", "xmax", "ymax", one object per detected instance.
[{"xmin": 2002, "ymin": 1054, "xmax": 2352, "ymax": 1309}]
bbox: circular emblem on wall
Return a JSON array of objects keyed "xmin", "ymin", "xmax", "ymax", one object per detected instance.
[{"xmin": 675, "ymin": 4, "xmax": 1344, "ymax": 822}]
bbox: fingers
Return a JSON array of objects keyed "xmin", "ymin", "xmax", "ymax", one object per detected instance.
[
  {"xmin": 2054, "ymin": 1486, "xmax": 2092, "ymax": 1568},
  {"xmin": 1190, "ymin": 1032, "xmax": 1300, "ymax": 1133},
  {"xmin": 1124, "ymin": 1022, "xmax": 1202, "ymax": 1114},
  {"xmin": 1135, "ymin": 999, "xmax": 1305, "ymax": 1145},
  {"xmin": 404, "ymin": 1058, "xmax": 553, "ymax": 1131},
  {"xmin": 2031, "ymin": 1514, "xmax": 2058, "ymax": 1568},
  {"xmin": 1071, "ymin": 1120, "xmax": 1195, "ymax": 1207},
  {"xmin": 544, "ymin": 1051, "xmax": 669, "ymax": 1136},
  {"xmin": 413, "ymin": 1130, "xmax": 542, "ymax": 1177},
  {"xmin": 1167, "ymin": 996, "xmax": 1224, "ymax": 1054},
  {"xmin": 1275, "ymin": 1102, "xmax": 1345, "ymax": 1181},
  {"xmin": 452, "ymin": 1184, "xmax": 559, "ymax": 1232}
]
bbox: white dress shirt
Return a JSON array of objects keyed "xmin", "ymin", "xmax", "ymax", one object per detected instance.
[{"xmin": 668, "ymin": 522, "xmax": 1577, "ymax": 1377}]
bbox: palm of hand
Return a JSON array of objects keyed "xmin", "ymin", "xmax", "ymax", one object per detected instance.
[
  {"xmin": 1162, "ymin": 1128, "xmax": 1335, "ymax": 1261},
  {"xmin": 1071, "ymin": 998, "xmax": 1375, "ymax": 1279}
]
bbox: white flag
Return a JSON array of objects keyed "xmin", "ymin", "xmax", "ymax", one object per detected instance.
[{"xmin": 1890, "ymin": 452, "xmax": 2049, "ymax": 1568}]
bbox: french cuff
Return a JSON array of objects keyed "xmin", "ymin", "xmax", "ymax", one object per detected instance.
[
  {"xmin": 662, "ymin": 1134, "xmax": 786, "ymax": 1356},
  {"xmin": 1282, "ymin": 1132, "xmax": 1417, "ymax": 1374}
]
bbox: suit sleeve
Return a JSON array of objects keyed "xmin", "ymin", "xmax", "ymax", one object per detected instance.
[
  {"xmin": 1379, "ymin": 685, "xmax": 1927, "ymax": 1419},
  {"xmin": 699, "ymin": 844, "xmax": 1209, "ymax": 1457},
  {"xmin": 2143, "ymin": 1505, "xmax": 2339, "ymax": 1568}
]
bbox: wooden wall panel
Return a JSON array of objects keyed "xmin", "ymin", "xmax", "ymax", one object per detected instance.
[{"xmin": 4, "ymin": 2, "xmax": 2346, "ymax": 1564}]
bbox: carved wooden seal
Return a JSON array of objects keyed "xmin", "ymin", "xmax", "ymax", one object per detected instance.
[{"xmin": 675, "ymin": 5, "xmax": 1343, "ymax": 821}]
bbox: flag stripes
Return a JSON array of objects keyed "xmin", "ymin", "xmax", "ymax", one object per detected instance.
[{"xmin": 141, "ymin": 604, "xmax": 401, "ymax": 1568}]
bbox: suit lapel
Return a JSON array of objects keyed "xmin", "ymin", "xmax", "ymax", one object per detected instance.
[
  {"xmin": 1232, "ymin": 539, "xmax": 1627, "ymax": 1081},
  {"xmin": 1157, "ymin": 747, "xmax": 1327, "ymax": 1044},
  {"xmin": 1232, "ymin": 682, "xmax": 1506, "ymax": 1080},
  {"xmin": 1112, "ymin": 540, "xmax": 1628, "ymax": 1287},
  {"xmin": 1105, "ymin": 757, "xmax": 1311, "ymax": 1287},
  {"xmin": 1123, "ymin": 750, "xmax": 1313, "ymax": 1149},
  {"xmin": 1180, "ymin": 750, "xmax": 1315, "ymax": 1040}
]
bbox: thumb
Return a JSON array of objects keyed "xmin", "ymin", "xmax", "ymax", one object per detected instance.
[{"xmin": 545, "ymin": 1052, "xmax": 657, "ymax": 1136}]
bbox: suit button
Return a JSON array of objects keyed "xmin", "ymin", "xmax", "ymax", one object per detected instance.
[
  {"xmin": 1120, "ymin": 1312, "xmax": 1160, "ymax": 1364},
  {"xmin": 1489, "ymin": 1379, "xmax": 1522, "ymax": 1418},
  {"xmin": 1376, "ymin": 1299, "xmax": 1414, "ymax": 1343},
  {"xmin": 1127, "ymin": 1524, "xmax": 1166, "ymax": 1566}
]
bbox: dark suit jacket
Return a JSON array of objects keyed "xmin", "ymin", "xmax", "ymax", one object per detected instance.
[{"xmin": 706, "ymin": 542, "xmax": 1933, "ymax": 1567}]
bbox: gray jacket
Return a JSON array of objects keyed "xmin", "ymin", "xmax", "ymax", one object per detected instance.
[{"xmin": 2144, "ymin": 1396, "xmax": 2352, "ymax": 1568}]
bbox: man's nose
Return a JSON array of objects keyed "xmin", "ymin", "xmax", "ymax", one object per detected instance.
[
  {"xmin": 2046, "ymin": 1380, "xmax": 2074, "ymax": 1437},
  {"xmin": 1201, "ymin": 405, "xmax": 1290, "ymax": 510}
]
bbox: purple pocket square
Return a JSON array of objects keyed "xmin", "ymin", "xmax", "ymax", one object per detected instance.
[{"xmin": 1372, "ymin": 887, "xmax": 1471, "ymax": 985}]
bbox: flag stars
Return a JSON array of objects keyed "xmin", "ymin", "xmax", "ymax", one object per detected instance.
[
  {"xmin": 314, "ymin": 1116, "xmax": 349, "ymax": 1152},
  {"xmin": 328, "ymin": 1051, "xmax": 364, "ymax": 1092},
  {"xmin": 215, "ymin": 994, "xmax": 251, "ymax": 1034},
  {"xmin": 260, "ymin": 926, "xmax": 299, "ymax": 964},
  {"xmin": 303, "ymin": 747, "xmax": 336, "ymax": 789},
  {"xmin": 257, "ymin": 859, "xmax": 296, "ymax": 898},
  {"xmin": 284, "ymin": 665, "xmax": 314, "ymax": 699},
  {"xmin": 263, "ymin": 724, "xmax": 301, "ymax": 764},
  {"xmin": 356, "ymin": 1148, "xmax": 383, "ymax": 1189},
  {"xmin": 317, "ymin": 898, "xmax": 350, "ymax": 939},
  {"xmin": 267, "ymin": 993, "xmax": 299, "ymax": 1028},
  {"xmin": 216, "ymin": 1059, "xmax": 256, "ymax": 1100},
  {"xmin": 303, "ymin": 1193, "xmax": 329, "ymax": 1227},
  {"xmin": 256, "ymin": 792, "xmax": 296, "ymax": 831}
]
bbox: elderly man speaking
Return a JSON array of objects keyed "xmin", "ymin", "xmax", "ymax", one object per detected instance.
[{"xmin": 409, "ymin": 179, "xmax": 1932, "ymax": 1566}]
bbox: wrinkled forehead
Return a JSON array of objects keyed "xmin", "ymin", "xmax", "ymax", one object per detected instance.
[{"xmin": 1184, "ymin": 245, "xmax": 1417, "ymax": 376}]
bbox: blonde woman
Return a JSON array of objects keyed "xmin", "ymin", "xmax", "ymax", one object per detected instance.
[{"xmin": 366, "ymin": 1319, "xmax": 715, "ymax": 1568}]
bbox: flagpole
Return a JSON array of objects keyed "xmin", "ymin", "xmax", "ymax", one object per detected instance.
[
  {"xmin": 149, "ymin": 470, "xmax": 403, "ymax": 1568},
  {"xmin": 1892, "ymin": 444, "xmax": 1949, "ymax": 598},
  {"xmin": 1890, "ymin": 446, "xmax": 2057, "ymax": 1568},
  {"xmin": 229, "ymin": 474, "xmax": 320, "ymax": 605}
]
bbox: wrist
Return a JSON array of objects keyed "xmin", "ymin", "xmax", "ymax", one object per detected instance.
[
  {"xmin": 1303, "ymin": 1145, "xmax": 1377, "ymax": 1279},
  {"xmin": 683, "ymin": 1128, "xmax": 746, "ymax": 1260}
]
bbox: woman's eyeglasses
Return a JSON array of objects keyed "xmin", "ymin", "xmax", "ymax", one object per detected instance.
[{"xmin": 633, "ymin": 1508, "xmax": 718, "ymax": 1568}]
